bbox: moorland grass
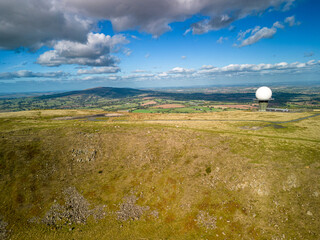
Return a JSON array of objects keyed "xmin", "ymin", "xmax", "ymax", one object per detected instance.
[{"xmin": 0, "ymin": 110, "xmax": 319, "ymax": 239}]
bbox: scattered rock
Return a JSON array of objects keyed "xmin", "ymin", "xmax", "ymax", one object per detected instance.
[
  {"xmin": 90, "ymin": 205, "xmax": 107, "ymax": 221},
  {"xmin": 307, "ymin": 211, "xmax": 313, "ymax": 216},
  {"xmin": 149, "ymin": 210, "xmax": 159, "ymax": 219},
  {"xmin": 195, "ymin": 211, "xmax": 217, "ymax": 230},
  {"xmin": 283, "ymin": 174, "xmax": 299, "ymax": 191},
  {"xmin": 41, "ymin": 187, "xmax": 105, "ymax": 227},
  {"xmin": 233, "ymin": 177, "xmax": 269, "ymax": 196},
  {"xmin": 42, "ymin": 204, "xmax": 68, "ymax": 226},
  {"xmin": 116, "ymin": 195, "xmax": 149, "ymax": 221},
  {"xmin": 71, "ymin": 149, "xmax": 97, "ymax": 163},
  {"xmin": 0, "ymin": 216, "xmax": 8, "ymax": 240}
]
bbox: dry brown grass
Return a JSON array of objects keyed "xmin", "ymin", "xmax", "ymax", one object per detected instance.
[{"xmin": 0, "ymin": 109, "xmax": 105, "ymax": 118}]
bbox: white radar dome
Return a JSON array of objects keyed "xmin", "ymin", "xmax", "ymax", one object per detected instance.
[{"xmin": 255, "ymin": 86, "xmax": 272, "ymax": 100}]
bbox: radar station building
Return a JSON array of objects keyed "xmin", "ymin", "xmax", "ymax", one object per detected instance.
[{"xmin": 255, "ymin": 86, "xmax": 273, "ymax": 112}]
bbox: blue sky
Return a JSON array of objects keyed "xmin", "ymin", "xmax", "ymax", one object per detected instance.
[{"xmin": 0, "ymin": 0, "xmax": 319, "ymax": 92}]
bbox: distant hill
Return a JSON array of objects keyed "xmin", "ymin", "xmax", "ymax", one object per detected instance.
[
  {"xmin": 35, "ymin": 86, "xmax": 257, "ymax": 102},
  {"xmin": 15, "ymin": 86, "xmax": 307, "ymax": 104},
  {"xmin": 36, "ymin": 87, "xmax": 154, "ymax": 99},
  {"xmin": 1, "ymin": 86, "xmax": 317, "ymax": 112}
]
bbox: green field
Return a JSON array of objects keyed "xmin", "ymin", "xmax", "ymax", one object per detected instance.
[{"xmin": 0, "ymin": 110, "xmax": 319, "ymax": 239}]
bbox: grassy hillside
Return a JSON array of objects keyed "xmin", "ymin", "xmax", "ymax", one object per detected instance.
[{"xmin": 0, "ymin": 110, "xmax": 319, "ymax": 239}]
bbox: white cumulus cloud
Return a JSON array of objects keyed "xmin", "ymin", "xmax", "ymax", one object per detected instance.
[
  {"xmin": 168, "ymin": 67, "xmax": 195, "ymax": 74},
  {"xmin": 0, "ymin": 70, "xmax": 69, "ymax": 80},
  {"xmin": 37, "ymin": 33, "xmax": 129, "ymax": 67},
  {"xmin": 236, "ymin": 19, "xmax": 288, "ymax": 47},
  {"xmin": 217, "ymin": 37, "xmax": 228, "ymax": 44},
  {"xmin": 122, "ymin": 73, "xmax": 155, "ymax": 81},
  {"xmin": 77, "ymin": 67, "xmax": 121, "ymax": 75},
  {"xmin": 273, "ymin": 21, "xmax": 284, "ymax": 29},
  {"xmin": 198, "ymin": 60, "xmax": 320, "ymax": 75},
  {"xmin": 285, "ymin": 16, "xmax": 301, "ymax": 26},
  {"xmin": 238, "ymin": 27, "xmax": 277, "ymax": 47}
]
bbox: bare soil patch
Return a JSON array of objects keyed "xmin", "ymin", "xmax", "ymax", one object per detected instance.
[
  {"xmin": 141, "ymin": 101, "xmax": 157, "ymax": 106},
  {"xmin": 153, "ymin": 104, "xmax": 185, "ymax": 109}
]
